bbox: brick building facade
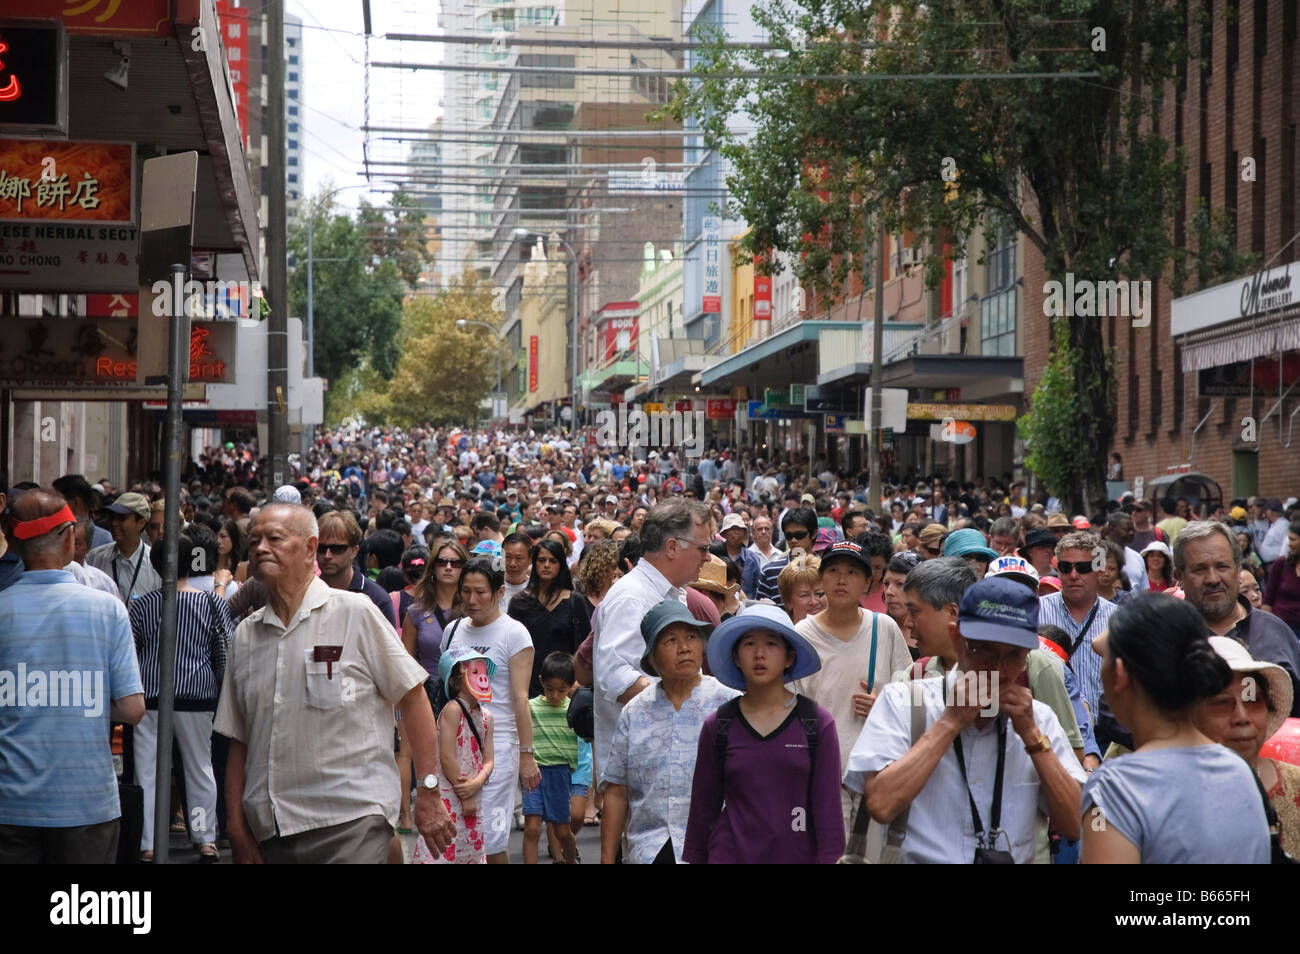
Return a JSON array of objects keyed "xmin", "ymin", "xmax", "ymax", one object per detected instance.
[{"xmin": 1022, "ymin": 0, "xmax": 1300, "ymax": 502}]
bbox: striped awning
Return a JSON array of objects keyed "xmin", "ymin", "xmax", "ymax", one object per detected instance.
[{"xmin": 1178, "ymin": 308, "xmax": 1300, "ymax": 372}]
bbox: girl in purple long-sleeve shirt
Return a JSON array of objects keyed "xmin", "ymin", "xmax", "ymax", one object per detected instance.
[{"xmin": 683, "ymin": 605, "xmax": 845, "ymax": 864}]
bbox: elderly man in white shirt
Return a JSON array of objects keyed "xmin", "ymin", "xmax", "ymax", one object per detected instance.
[
  {"xmin": 215, "ymin": 504, "xmax": 455, "ymax": 864},
  {"xmin": 846, "ymin": 576, "xmax": 1085, "ymax": 864},
  {"xmin": 592, "ymin": 498, "xmax": 713, "ymax": 776},
  {"xmin": 1259, "ymin": 499, "xmax": 1291, "ymax": 566}
]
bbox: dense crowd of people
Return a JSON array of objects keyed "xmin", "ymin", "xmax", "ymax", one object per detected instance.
[{"xmin": 1, "ymin": 419, "xmax": 1299, "ymax": 864}]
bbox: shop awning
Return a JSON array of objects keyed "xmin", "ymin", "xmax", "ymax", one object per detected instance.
[
  {"xmin": 1178, "ymin": 309, "xmax": 1300, "ymax": 372},
  {"xmin": 699, "ymin": 320, "xmax": 858, "ymax": 387}
]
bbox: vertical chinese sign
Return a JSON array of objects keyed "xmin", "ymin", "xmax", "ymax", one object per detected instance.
[
  {"xmin": 529, "ymin": 335, "xmax": 539, "ymax": 392},
  {"xmin": 215, "ymin": 1, "xmax": 250, "ymax": 142},
  {"xmin": 701, "ymin": 215, "xmax": 721, "ymax": 314}
]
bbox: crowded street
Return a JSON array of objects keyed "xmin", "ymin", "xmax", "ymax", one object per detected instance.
[{"xmin": 2, "ymin": 0, "xmax": 1300, "ymax": 933}]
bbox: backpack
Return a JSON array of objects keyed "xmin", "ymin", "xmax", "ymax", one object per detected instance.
[{"xmin": 713, "ymin": 695, "xmax": 820, "ymax": 834}]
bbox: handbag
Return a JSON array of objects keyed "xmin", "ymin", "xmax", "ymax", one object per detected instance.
[{"xmin": 953, "ymin": 715, "xmax": 1015, "ymax": 864}]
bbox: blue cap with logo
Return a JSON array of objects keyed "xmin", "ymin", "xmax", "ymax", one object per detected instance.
[{"xmin": 957, "ymin": 576, "xmax": 1040, "ymax": 650}]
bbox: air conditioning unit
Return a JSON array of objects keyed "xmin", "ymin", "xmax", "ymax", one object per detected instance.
[{"xmin": 899, "ymin": 247, "xmax": 919, "ymax": 268}]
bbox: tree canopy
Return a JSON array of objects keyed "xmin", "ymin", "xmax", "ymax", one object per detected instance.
[{"xmin": 666, "ymin": 0, "xmax": 1255, "ymax": 510}]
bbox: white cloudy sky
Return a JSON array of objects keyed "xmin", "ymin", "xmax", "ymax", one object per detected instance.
[{"xmin": 288, "ymin": 0, "xmax": 445, "ymax": 210}]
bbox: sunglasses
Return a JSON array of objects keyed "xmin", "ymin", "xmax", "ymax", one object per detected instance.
[
  {"xmin": 923, "ymin": 546, "xmax": 942, "ymax": 556},
  {"xmin": 1056, "ymin": 560, "xmax": 1097, "ymax": 576},
  {"xmin": 316, "ymin": 543, "xmax": 353, "ymax": 556},
  {"xmin": 785, "ymin": 529, "xmax": 812, "ymax": 541},
  {"xmin": 434, "ymin": 557, "xmax": 465, "ymax": 568}
]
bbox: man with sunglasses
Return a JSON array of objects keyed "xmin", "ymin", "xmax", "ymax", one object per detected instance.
[
  {"xmin": 753, "ymin": 507, "xmax": 819, "ymax": 606},
  {"xmin": 1037, "ymin": 531, "xmax": 1117, "ymax": 725},
  {"xmin": 316, "ymin": 511, "xmax": 397, "ymax": 630}
]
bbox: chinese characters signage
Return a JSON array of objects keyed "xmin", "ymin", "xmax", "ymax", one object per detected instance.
[
  {"xmin": 0, "ymin": 140, "xmax": 134, "ymax": 223},
  {"xmin": 701, "ymin": 216, "xmax": 721, "ymax": 314},
  {"xmin": 706, "ymin": 398, "xmax": 736, "ymax": 419},
  {"xmin": 529, "ymin": 335, "xmax": 539, "ymax": 393},
  {"xmin": 215, "ymin": 1, "xmax": 250, "ymax": 140},
  {"xmin": 0, "ymin": 22, "xmax": 66, "ymax": 133},
  {"xmin": 0, "ymin": 221, "xmax": 139, "ymax": 292},
  {"xmin": 0, "ymin": 317, "xmax": 235, "ymax": 388},
  {"xmin": 906, "ymin": 403, "xmax": 1018, "ymax": 422},
  {"xmin": 754, "ymin": 271, "xmax": 771, "ymax": 320}
]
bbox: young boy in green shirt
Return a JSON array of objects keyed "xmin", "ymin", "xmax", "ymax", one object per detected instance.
[{"xmin": 523, "ymin": 652, "xmax": 579, "ymax": 864}]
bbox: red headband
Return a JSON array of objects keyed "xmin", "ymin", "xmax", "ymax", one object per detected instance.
[{"xmin": 14, "ymin": 505, "xmax": 77, "ymax": 540}]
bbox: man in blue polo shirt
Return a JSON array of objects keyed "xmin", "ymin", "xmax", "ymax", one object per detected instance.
[{"xmin": 0, "ymin": 488, "xmax": 145, "ymax": 863}]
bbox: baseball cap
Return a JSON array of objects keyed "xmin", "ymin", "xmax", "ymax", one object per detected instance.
[
  {"xmin": 818, "ymin": 540, "xmax": 873, "ymax": 575},
  {"xmin": 800, "ymin": 493, "xmax": 816, "ymax": 505},
  {"xmin": 1229, "ymin": 505, "xmax": 1248, "ymax": 522},
  {"xmin": 273, "ymin": 484, "xmax": 302, "ymax": 504},
  {"xmin": 957, "ymin": 576, "xmax": 1040, "ymax": 650},
  {"xmin": 105, "ymin": 491, "xmax": 150, "ymax": 519},
  {"xmin": 1267, "ymin": 499, "xmax": 1284, "ymax": 512},
  {"xmin": 605, "ymin": 494, "xmax": 618, "ymax": 505},
  {"xmin": 986, "ymin": 554, "xmax": 1040, "ymax": 591},
  {"xmin": 1072, "ymin": 515, "xmax": 1091, "ymax": 529}
]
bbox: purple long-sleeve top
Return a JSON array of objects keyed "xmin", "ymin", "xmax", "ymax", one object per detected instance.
[{"xmin": 682, "ymin": 698, "xmax": 844, "ymax": 864}]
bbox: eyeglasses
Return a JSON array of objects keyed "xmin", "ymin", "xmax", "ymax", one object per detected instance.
[
  {"xmin": 1056, "ymin": 560, "xmax": 1097, "ymax": 576},
  {"xmin": 433, "ymin": 557, "xmax": 465, "ymax": 568},
  {"xmin": 316, "ymin": 543, "xmax": 353, "ymax": 556},
  {"xmin": 674, "ymin": 538, "xmax": 711, "ymax": 555}
]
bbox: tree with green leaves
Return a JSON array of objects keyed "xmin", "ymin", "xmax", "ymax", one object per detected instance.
[
  {"xmin": 380, "ymin": 272, "xmax": 512, "ymax": 428},
  {"xmin": 287, "ymin": 186, "xmax": 432, "ymax": 390},
  {"xmin": 665, "ymin": 0, "xmax": 1255, "ymax": 512}
]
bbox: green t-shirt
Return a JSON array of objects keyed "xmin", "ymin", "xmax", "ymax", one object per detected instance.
[{"xmin": 528, "ymin": 695, "xmax": 578, "ymax": 769}]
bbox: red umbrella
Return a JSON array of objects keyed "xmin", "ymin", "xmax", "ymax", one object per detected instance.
[{"xmin": 1261, "ymin": 718, "xmax": 1300, "ymax": 767}]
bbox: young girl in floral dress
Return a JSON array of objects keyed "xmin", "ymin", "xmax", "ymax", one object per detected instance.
[{"xmin": 413, "ymin": 647, "xmax": 495, "ymax": 864}]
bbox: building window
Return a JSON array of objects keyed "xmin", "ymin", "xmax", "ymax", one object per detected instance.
[
  {"xmin": 952, "ymin": 255, "xmax": 967, "ymax": 315},
  {"xmin": 288, "ymin": 139, "xmax": 298, "ymax": 149},
  {"xmin": 288, "ymin": 173, "xmax": 298, "ymax": 183},
  {"xmin": 289, "ymin": 54, "xmax": 298, "ymax": 65},
  {"xmin": 288, "ymin": 122, "xmax": 298, "ymax": 132},
  {"xmin": 980, "ymin": 287, "xmax": 1017, "ymax": 356},
  {"xmin": 287, "ymin": 37, "xmax": 296, "ymax": 47},
  {"xmin": 288, "ymin": 72, "xmax": 298, "ymax": 82},
  {"xmin": 288, "ymin": 106, "xmax": 299, "ymax": 116},
  {"xmin": 288, "ymin": 156, "xmax": 298, "ymax": 166},
  {"xmin": 288, "ymin": 88, "xmax": 299, "ymax": 100}
]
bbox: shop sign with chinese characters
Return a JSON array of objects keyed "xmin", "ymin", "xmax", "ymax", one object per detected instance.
[
  {"xmin": 0, "ymin": 140, "xmax": 134, "ymax": 224},
  {"xmin": 0, "ymin": 318, "xmax": 236, "ymax": 388}
]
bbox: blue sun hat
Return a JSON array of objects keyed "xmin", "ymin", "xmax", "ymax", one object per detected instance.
[
  {"xmin": 706, "ymin": 603, "xmax": 822, "ymax": 690},
  {"xmin": 942, "ymin": 527, "xmax": 999, "ymax": 561},
  {"xmin": 438, "ymin": 645, "xmax": 496, "ymax": 701}
]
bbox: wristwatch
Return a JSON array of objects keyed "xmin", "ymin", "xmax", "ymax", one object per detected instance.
[
  {"xmin": 519, "ymin": 746, "xmax": 536, "ymax": 755},
  {"xmin": 1023, "ymin": 734, "xmax": 1051, "ymax": 756},
  {"xmin": 419, "ymin": 773, "xmax": 440, "ymax": 791}
]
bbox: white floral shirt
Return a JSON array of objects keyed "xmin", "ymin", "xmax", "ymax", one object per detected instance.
[{"xmin": 599, "ymin": 675, "xmax": 739, "ymax": 864}]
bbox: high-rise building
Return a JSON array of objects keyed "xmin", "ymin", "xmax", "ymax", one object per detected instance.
[{"xmin": 284, "ymin": 12, "xmax": 304, "ymax": 215}]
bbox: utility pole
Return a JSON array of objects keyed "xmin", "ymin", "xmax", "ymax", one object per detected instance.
[
  {"xmin": 266, "ymin": 1, "xmax": 289, "ymax": 492},
  {"xmin": 868, "ymin": 214, "xmax": 886, "ymax": 513}
]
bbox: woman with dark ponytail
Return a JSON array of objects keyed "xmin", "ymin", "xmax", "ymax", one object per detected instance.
[{"xmin": 1081, "ymin": 594, "xmax": 1271, "ymax": 863}]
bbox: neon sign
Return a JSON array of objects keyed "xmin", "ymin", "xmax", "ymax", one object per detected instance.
[
  {"xmin": 0, "ymin": 40, "xmax": 20, "ymax": 102},
  {"xmin": 0, "ymin": 22, "xmax": 66, "ymax": 133}
]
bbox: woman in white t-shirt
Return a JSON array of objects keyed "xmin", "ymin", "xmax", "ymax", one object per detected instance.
[{"xmin": 443, "ymin": 555, "xmax": 539, "ymax": 863}]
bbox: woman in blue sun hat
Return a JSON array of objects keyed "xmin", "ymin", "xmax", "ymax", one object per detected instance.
[{"xmin": 683, "ymin": 604, "xmax": 845, "ymax": 864}]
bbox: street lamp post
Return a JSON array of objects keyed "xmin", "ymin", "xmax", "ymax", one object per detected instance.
[
  {"xmin": 458, "ymin": 318, "xmax": 503, "ymax": 421},
  {"xmin": 514, "ymin": 228, "xmax": 578, "ymax": 431}
]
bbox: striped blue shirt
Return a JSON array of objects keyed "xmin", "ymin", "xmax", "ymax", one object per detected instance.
[
  {"xmin": 1038, "ymin": 592, "xmax": 1117, "ymax": 721},
  {"xmin": 0, "ymin": 570, "xmax": 143, "ymax": 827}
]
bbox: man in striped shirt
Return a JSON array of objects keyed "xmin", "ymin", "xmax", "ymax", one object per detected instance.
[{"xmin": 1036, "ymin": 530, "xmax": 1117, "ymax": 724}]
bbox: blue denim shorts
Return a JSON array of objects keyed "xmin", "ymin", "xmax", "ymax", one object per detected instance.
[{"xmin": 521, "ymin": 763, "xmax": 571, "ymax": 823}]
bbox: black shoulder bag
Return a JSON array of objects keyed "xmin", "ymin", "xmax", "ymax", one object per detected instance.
[
  {"xmin": 952, "ymin": 716, "xmax": 1015, "ymax": 864},
  {"xmin": 424, "ymin": 616, "xmax": 464, "ymax": 714}
]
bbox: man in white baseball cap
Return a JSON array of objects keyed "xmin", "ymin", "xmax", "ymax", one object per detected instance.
[{"xmin": 718, "ymin": 512, "xmax": 760, "ymax": 596}]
